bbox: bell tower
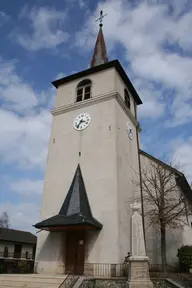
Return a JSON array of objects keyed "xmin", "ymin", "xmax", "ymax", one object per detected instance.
[{"xmin": 34, "ymin": 12, "xmax": 142, "ymax": 277}]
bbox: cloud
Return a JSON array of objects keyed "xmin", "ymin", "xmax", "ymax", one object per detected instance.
[
  {"xmin": 10, "ymin": 179, "xmax": 44, "ymax": 197},
  {"xmin": 0, "ymin": 108, "xmax": 51, "ymax": 169},
  {"xmin": 65, "ymin": 0, "xmax": 88, "ymax": 9},
  {"xmin": 14, "ymin": 6, "xmax": 69, "ymax": 51},
  {"xmin": 0, "ymin": 58, "xmax": 53, "ymax": 169},
  {"xmin": 134, "ymin": 79, "xmax": 165, "ymax": 119},
  {"xmin": 0, "ymin": 58, "xmax": 55, "ymax": 113},
  {"xmin": 75, "ymin": 0, "xmax": 192, "ymax": 124},
  {"xmin": 172, "ymin": 138, "xmax": 192, "ymax": 182},
  {"xmin": 55, "ymin": 72, "xmax": 66, "ymax": 80},
  {"xmin": 0, "ymin": 11, "xmax": 9, "ymax": 26}
]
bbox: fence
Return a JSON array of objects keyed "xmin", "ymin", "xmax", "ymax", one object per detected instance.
[
  {"xmin": 84, "ymin": 263, "xmax": 178, "ymax": 277},
  {"xmin": 0, "ymin": 251, "xmax": 34, "ymax": 260},
  {"xmin": 84, "ymin": 263, "xmax": 126, "ymax": 277},
  {"xmin": 0, "ymin": 259, "xmax": 35, "ymax": 274}
]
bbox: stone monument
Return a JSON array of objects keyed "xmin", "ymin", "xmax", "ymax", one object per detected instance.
[{"xmin": 127, "ymin": 201, "xmax": 153, "ymax": 288}]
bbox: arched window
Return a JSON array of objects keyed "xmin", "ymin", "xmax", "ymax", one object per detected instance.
[
  {"xmin": 124, "ymin": 89, "xmax": 130, "ymax": 109},
  {"xmin": 3, "ymin": 246, "xmax": 8, "ymax": 258},
  {"xmin": 76, "ymin": 79, "xmax": 92, "ymax": 102}
]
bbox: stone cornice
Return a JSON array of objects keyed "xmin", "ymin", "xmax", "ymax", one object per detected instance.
[
  {"xmin": 51, "ymin": 92, "xmax": 139, "ymax": 127},
  {"xmin": 115, "ymin": 92, "xmax": 139, "ymax": 127}
]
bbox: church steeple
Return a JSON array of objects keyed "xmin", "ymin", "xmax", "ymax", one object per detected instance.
[{"xmin": 90, "ymin": 11, "xmax": 108, "ymax": 67}]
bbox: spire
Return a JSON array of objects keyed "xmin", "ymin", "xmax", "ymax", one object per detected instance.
[
  {"xmin": 34, "ymin": 164, "xmax": 103, "ymax": 231},
  {"xmin": 59, "ymin": 164, "xmax": 93, "ymax": 218},
  {"xmin": 90, "ymin": 10, "xmax": 108, "ymax": 67}
]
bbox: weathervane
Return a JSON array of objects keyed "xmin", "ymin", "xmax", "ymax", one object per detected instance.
[{"xmin": 95, "ymin": 10, "xmax": 107, "ymax": 27}]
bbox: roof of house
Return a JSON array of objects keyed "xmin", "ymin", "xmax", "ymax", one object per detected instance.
[
  {"xmin": 0, "ymin": 228, "xmax": 37, "ymax": 244},
  {"xmin": 34, "ymin": 164, "xmax": 103, "ymax": 231},
  {"xmin": 140, "ymin": 149, "xmax": 192, "ymax": 204},
  {"xmin": 52, "ymin": 59, "xmax": 142, "ymax": 105}
]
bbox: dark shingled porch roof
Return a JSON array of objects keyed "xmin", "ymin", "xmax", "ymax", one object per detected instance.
[{"xmin": 34, "ymin": 165, "xmax": 102, "ymax": 231}]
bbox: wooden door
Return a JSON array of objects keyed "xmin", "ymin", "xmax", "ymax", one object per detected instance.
[{"xmin": 65, "ymin": 231, "xmax": 85, "ymax": 275}]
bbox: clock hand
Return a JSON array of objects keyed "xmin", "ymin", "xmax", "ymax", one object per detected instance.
[{"xmin": 77, "ymin": 119, "xmax": 84, "ymax": 128}]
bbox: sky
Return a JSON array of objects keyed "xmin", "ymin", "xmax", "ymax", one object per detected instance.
[{"xmin": 0, "ymin": 0, "xmax": 192, "ymax": 233}]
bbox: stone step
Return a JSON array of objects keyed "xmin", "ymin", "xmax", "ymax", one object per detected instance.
[
  {"xmin": 72, "ymin": 276, "xmax": 85, "ymax": 288},
  {"xmin": 0, "ymin": 274, "xmax": 65, "ymax": 278},
  {"xmin": 0, "ymin": 283, "xmax": 57, "ymax": 288},
  {"xmin": 0, "ymin": 280, "xmax": 63, "ymax": 286},
  {"xmin": 0, "ymin": 275, "xmax": 65, "ymax": 283},
  {"xmin": 0, "ymin": 274, "xmax": 66, "ymax": 288}
]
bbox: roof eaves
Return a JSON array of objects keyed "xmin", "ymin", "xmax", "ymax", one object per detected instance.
[
  {"xmin": 175, "ymin": 174, "xmax": 192, "ymax": 205},
  {"xmin": 52, "ymin": 60, "xmax": 142, "ymax": 105},
  {"xmin": 139, "ymin": 149, "xmax": 183, "ymax": 176}
]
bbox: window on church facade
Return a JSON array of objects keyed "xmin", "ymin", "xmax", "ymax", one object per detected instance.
[
  {"xmin": 76, "ymin": 79, "xmax": 92, "ymax": 102},
  {"xmin": 124, "ymin": 89, "xmax": 131, "ymax": 109}
]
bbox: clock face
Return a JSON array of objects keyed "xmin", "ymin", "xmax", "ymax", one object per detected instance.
[
  {"xmin": 73, "ymin": 113, "xmax": 91, "ymax": 131},
  {"xmin": 126, "ymin": 122, "xmax": 133, "ymax": 140}
]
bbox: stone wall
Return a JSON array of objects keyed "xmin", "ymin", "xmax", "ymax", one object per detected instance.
[{"xmin": 80, "ymin": 279, "xmax": 183, "ymax": 288}]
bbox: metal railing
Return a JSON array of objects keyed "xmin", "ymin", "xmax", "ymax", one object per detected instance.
[
  {"xmin": 84, "ymin": 263, "xmax": 126, "ymax": 277},
  {"xmin": 0, "ymin": 251, "xmax": 34, "ymax": 260},
  {"xmin": 59, "ymin": 268, "xmax": 79, "ymax": 288},
  {"xmin": 60, "ymin": 274, "xmax": 79, "ymax": 288}
]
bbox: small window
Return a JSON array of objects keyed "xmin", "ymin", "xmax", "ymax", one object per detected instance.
[
  {"xmin": 14, "ymin": 243, "xmax": 22, "ymax": 259},
  {"xmin": 124, "ymin": 89, "xmax": 131, "ymax": 109},
  {"xmin": 26, "ymin": 251, "xmax": 29, "ymax": 259},
  {"xmin": 3, "ymin": 246, "xmax": 8, "ymax": 258},
  {"xmin": 76, "ymin": 79, "xmax": 92, "ymax": 102},
  {"xmin": 76, "ymin": 88, "xmax": 83, "ymax": 102}
]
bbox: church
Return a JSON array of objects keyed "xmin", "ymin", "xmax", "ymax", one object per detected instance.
[{"xmin": 34, "ymin": 14, "xmax": 192, "ymax": 277}]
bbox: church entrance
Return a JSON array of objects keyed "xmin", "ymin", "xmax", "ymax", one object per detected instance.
[{"xmin": 65, "ymin": 231, "xmax": 85, "ymax": 275}]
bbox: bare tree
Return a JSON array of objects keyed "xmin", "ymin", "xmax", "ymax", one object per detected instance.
[
  {"xmin": 141, "ymin": 160, "xmax": 189, "ymax": 273},
  {"xmin": 0, "ymin": 211, "xmax": 9, "ymax": 228}
]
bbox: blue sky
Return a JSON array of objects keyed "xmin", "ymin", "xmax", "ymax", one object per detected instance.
[{"xmin": 0, "ymin": 0, "xmax": 192, "ymax": 232}]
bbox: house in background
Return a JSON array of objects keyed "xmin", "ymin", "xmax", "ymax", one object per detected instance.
[{"xmin": 0, "ymin": 228, "xmax": 36, "ymax": 273}]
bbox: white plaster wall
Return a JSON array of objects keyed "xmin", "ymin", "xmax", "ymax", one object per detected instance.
[
  {"xmin": 182, "ymin": 223, "xmax": 192, "ymax": 246},
  {"xmin": 115, "ymin": 102, "xmax": 140, "ymax": 262},
  {"xmin": 114, "ymin": 71, "xmax": 136, "ymax": 117},
  {"xmin": 35, "ymin": 231, "xmax": 65, "ymax": 274},
  {"xmin": 55, "ymin": 68, "xmax": 116, "ymax": 108},
  {"xmin": 140, "ymin": 153, "xmax": 192, "ymax": 267},
  {"xmin": 0, "ymin": 241, "xmax": 34, "ymax": 258},
  {"xmin": 0, "ymin": 241, "xmax": 14, "ymax": 254},
  {"xmin": 36, "ymin": 97, "xmax": 121, "ymax": 273}
]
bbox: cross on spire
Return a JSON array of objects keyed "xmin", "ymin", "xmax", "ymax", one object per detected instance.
[{"xmin": 95, "ymin": 10, "xmax": 107, "ymax": 28}]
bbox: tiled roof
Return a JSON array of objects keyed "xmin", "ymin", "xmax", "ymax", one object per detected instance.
[
  {"xmin": 0, "ymin": 228, "xmax": 37, "ymax": 244},
  {"xmin": 90, "ymin": 26, "xmax": 108, "ymax": 67},
  {"xmin": 34, "ymin": 164, "xmax": 103, "ymax": 231}
]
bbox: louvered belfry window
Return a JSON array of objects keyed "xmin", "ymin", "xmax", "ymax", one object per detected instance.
[
  {"xmin": 76, "ymin": 79, "xmax": 92, "ymax": 102},
  {"xmin": 124, "ymin": 88, "xmax": 131, "ymax": 109}
]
